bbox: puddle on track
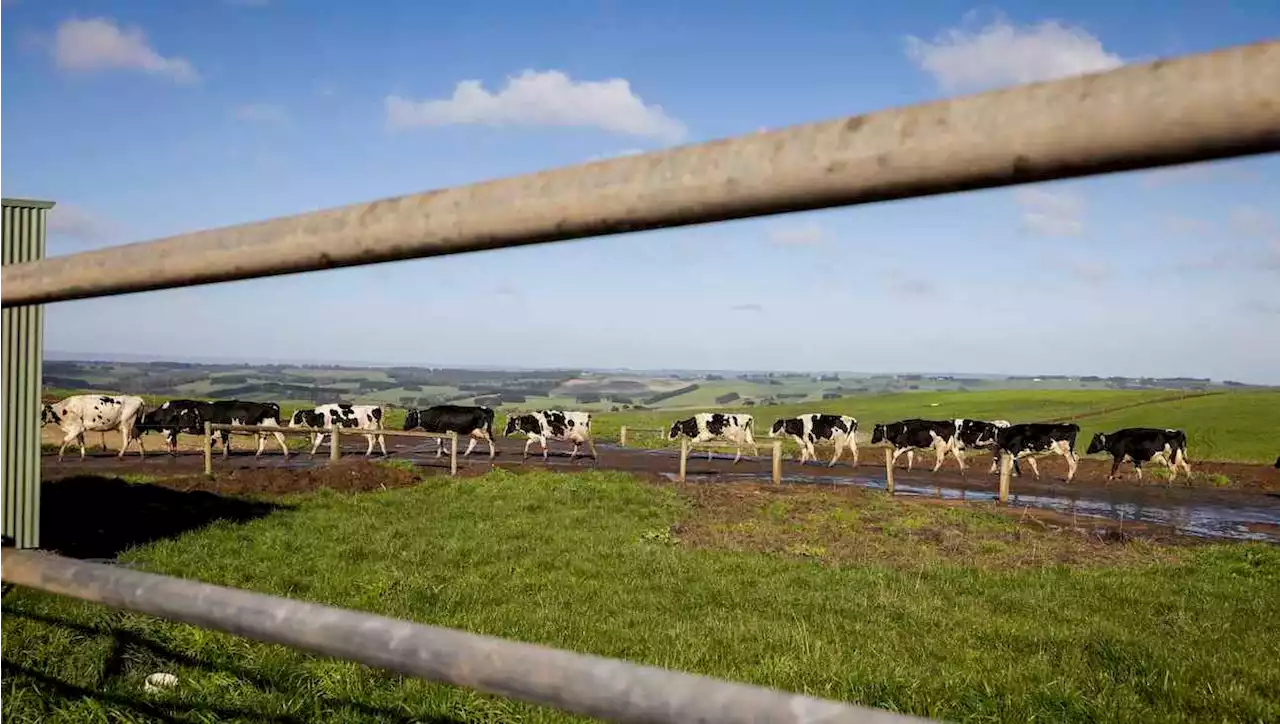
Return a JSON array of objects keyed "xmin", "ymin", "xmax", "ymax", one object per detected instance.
[{"xmin": 639, "ymin": 447, "xmax": 1280, "ymax": 544}]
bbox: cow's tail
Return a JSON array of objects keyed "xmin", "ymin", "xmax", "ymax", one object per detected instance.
[
  {"xmin": 482, "ymin": 408, "xmax": 496, "ymax": 439},
  {"xmin": 1173, "ymin": 430, "xmax": 1189, "ymax": 466}
]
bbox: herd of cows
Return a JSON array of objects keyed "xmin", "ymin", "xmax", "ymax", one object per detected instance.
[{"xmin": 38, "ymin": 393, "xmax": 1231, "ymax": 481}]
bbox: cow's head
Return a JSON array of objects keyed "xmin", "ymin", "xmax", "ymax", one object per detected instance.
[
  {"xmin": 870, "ymin": 424, "xmax": 887, "ymax": 445},
  {"xmin": 769, "ymin": 419, "xmax": 787, "ymax": 437},
  {"xmin": 40, "ymin": 404, "xmax": 60, "ymax": 426},
  {"xmin": 1086, "ymin": 433, "xmax": 1107, "ymax": 455},
  {"xmin": 667, "ymin": 418, "xmax": 693, "ymax": 440},
  {"xmin": 502, "ymin": 415, "xmax": 520, "ymax": 437},
  {"xmin": 403, "ymin": 409, "xmax": 420, "ymax": 431}
]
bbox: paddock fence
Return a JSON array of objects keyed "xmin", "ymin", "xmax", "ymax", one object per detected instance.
[
  {"xmin": 201, "ymin": 423, "xmax": 461, "ymax": 475},
  {"xmin": 3, "ymin": 40, "xmax": 1278, "ymax": 724}
]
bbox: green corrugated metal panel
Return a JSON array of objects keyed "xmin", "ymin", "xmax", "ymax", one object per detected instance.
[{"xmin": 3, "ymin": 198, "xmax": 51, "ymax": 549}]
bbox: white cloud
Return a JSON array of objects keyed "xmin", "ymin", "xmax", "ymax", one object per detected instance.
[
  {"xmin": 730, "ymin": 303, "xmax": 764, "ymax": 313},
  {"xmin": 47, "ymin": 203, "xmax": 117, "ymax": 242},
  {"xmin": 1015, "ymin": 187, "xmax": 1085, "ymax": 237},
  {"xmin": 385, "ymin": 69, "xmax": 687, "ymax": 142},
  {"xmin": 234, "ymin": 103, "xmax": 289, "ymax": 124},
  {"xmin": 1229, "ymin": 205, "xmax": 1278, "ymax": 240},
  {"xmin": 905, "ymin": 13, "xmax": 1123, "ymax": 92},
  {"xmin": 587, "ymin": 148, "xmax": 645, "ymax": 162},
  {"xmin": 53, "ymin": 17, "xmax": 197, "ymax": 83},
  {"xmin": 768, "ymin": 222, "xmax": 824, "ymax": 246}
]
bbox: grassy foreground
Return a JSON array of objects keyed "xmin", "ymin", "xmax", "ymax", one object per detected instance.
[{"xmin": 5, "ymin": 469, "xmax": 1280, "ymax": 723}]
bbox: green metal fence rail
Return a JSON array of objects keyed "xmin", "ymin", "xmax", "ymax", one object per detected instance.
[{"xmin": 4, "ymin": 39, "xmax": 1279, "ymax": 724}]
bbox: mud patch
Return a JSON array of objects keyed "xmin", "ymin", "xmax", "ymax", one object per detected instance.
[
  {"xmin": 671, "ymin": 481, "xmax": 1202, "ymax": 570},
  {"xmin": 111, "ymin": 460, "xmax": 427, "ymax": 498}
]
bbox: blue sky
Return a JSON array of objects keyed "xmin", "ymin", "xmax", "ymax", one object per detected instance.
[{"xmin": 3, "ymin": 0, "xmax": 1279, "ymax": 382}]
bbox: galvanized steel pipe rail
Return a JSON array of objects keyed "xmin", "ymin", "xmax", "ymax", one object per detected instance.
[
  {"xmin": 4, "ymin": 40, "xmax": 1278, "ymax": 308},
  {"xmin": 1, "ymin": 549, "xmax": 938, "ymax": 724}
]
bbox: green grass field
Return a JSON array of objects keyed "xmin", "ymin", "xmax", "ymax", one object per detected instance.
[{"xmin": 4, "ymin": 469, "xmax": 1279, "ymax": 723}]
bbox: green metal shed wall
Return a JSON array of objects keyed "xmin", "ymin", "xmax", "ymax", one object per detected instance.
[{"xmin": 3, "ymin": 198, "xmax": 52, "ymax": 549}]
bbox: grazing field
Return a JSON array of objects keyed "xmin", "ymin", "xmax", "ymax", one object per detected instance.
[{"xmin": 4, "ymin": 465, "xmax": 1279, "ymax": 723}]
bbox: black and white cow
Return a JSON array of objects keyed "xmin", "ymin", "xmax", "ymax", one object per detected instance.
[
  {"xmin": 951, "ymin": 418, "xmax": 1012, "ymax": 474},
  {"xmin": 869, "ymin": 419, "xmax": 957, "ymax": 472},
  {"xmin": 768, "ymin": 414, "xmax": 859, "ymax": 467},
  {"xmin": 667, "ymin": 412, "xmax": 759, "ymax": 463},
  {"xmin": 994, "ymin": 422, "xmax": 1080, "ymax": 482},
  {"xmin": 138, "ymin": 399, "xmax": 207, "ymax": 455},
  {"xmin": 41, "ymin": 394, "xmax": 148, "ymax": 460},
  {"xmin": 1086, "ymin": 427, "xmax": 1192, "ymax": 481},
  {"xmin": 290, "ymin": 403, "xmax": 387, "ymax": 457},
  {"xmin": 503, "ymin": 410, "xmax": 598, "ymax": 461},
  {"xmin": 201, "ymin": 400, "xmax": 290, "ymax": 458},
  {"xmin": 404, "ymin": 405, "xmax": 496, "ymax": 458}
]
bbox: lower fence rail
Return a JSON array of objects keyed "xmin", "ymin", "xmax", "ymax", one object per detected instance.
[{"xmin": 2, "ymin": 549, "xmax": 937, "ymax": 724}]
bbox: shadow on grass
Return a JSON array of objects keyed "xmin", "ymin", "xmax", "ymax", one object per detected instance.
[
  {"xmin": 3, "ymin": 609, "xmax": 471, "ymax": 724},
  {"xmin": 39, "ymin": 475, "xmax": 291, "ymax": 560}
]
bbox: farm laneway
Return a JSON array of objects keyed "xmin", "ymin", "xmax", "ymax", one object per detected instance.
[{"xmin": 41, "ymin": 435, "xmax": 1280, "ymax": 544}]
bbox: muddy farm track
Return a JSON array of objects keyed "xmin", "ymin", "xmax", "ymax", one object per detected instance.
[{"xmin": 41, "ymin": 433, "xmax": 1280, "ymax": 544}]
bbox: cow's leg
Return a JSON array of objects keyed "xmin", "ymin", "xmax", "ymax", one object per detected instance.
[
  {"xmin": 462, "ymin": 437, "xmax": 478, "ymax": 457},
  {"xmin": 586, "ymin": 436, "xmax": 599, "ymax": 461},
  {"xmin": 1134, "ymin": 462, "xmax": 1144, "ymax": 480},
  {"xmin": 377, "ymin": 433, "xmax": 388, "ymax": 457},
  {"xmin": 1062, "ymin": 446, "xmax": 1078, "ymax": 482},
  {"xmin": 1026, "ymin": 456, "xmax": 1042, "ymax": 480},
  {"xmin": 363, "ymin": 432, "xmax": 375, "ymax": 457},
  {"xmin": 848, "ymin": 434, "xmax": 859, "ymax": 467},
  {"xmin": 309, "ymin": 432, "xmax": 324, "ymax": 456},
  {"xmin": 951, "ymin": 443, "xmax": 967, "ymax": 471},
  {"xmin": 542, "ymin": 435, "xmax": 550, "ymax": 460},
  {"xmin": 828, "ymin": 437, "xmax": 844, "ymax": 467},
  {"xmin": 522, "ymin": 437, "xmax": 535, "ymax": 460},
  {"xmin": 133, "ymin": 431, "xmax": 146, "ymax": 458},
  {"xmin": 906, "ymin": 449, "xmax": 915, "ymax": 471},
  {"xmin": 484, "ymin": 433, "xmax": 496, "ymax": 459},
  {"xmin": 1107, "ymin": 456, "xmax": 1122, "ymax": 480},
  {"xmin": 274, "ymin": 431, "xmax": 290, "ymax": 458},
  {"xmin": 568, "ymin": 440, "xmax": 580, "ymax": 461},
  {"xmin": 732, "ymin": 444, "xmax": 743, "ymax": 464},
  {"xmin": 891, "ymin": 446, "xmax": 908, "ymax": 469},
  {"xmin": 255, "ymin": 433, "xmax": 267, "ymax": 457},
  {"xmin": 221, "ymin": 432, "xmax": 232, "ymax": 459},
  {"xmin": 1177, "ymin": 447, "xmax": 1192, "ymax": 477},
  {"xmin": 931, "ymin": 441, "xmax": 947, "ymax": 472},
  {"xmin": 435, "ymin": 438, "xmax": 444, "ymax": 457},
  {"xmin": 803, "ymin": 438, "xmax": 818, "ymax": 465},
  {"xmin": 118, "ymin": 426, "xmax": 130, "ymax": 457}
]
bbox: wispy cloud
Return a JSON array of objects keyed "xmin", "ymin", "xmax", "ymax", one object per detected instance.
[
  {"xmin": 1015, "ymin": 187, "xmax": 1085, "ymax": 237},
  {"xmin": 52, "ymin": 17, "xmax": 198, "ymax": 84},
  {"xmin": 767, "ymin": 222, "xmax": 823, "ymax": 246},
  {"xmin": 386, "ymin": 69, "xmax": 687, "ymax": 142},
  {"xmin": 905, "ymin": 12, "xmax": 1123, "ymax": 92},
  {"xmin": 234, "ymin": 103, "xmax": 289, "ymax": 125},
  {"xmin": 730, "ymin": 303, "xmax": 764, "ymax": 313}
]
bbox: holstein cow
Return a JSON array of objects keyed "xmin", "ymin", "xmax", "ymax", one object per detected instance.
[
  {"xmin": 994, "ymin": 423, "xmax": 1080, "ymax": 482},
  {"xmin": 138, "ymin": 398, "xmax": 207, "ymax": 455},
  {"xmin": 41, "ymin": 394, "xmax": 148, "ymax": 460},
  {"xmin": 503, "ymin": 410, "xmax": 598, "ymax": 461},
  {"xmin": 667, "ymin": 412, "xmax": 759, "ymax": 464},
  {"xmin": 1086, "ymin": 427, "xmax": 1192, "ymax": 481},
  {"xmin": 202, "ymin": 400, "xmax": 290, "ymax": 458},
  {"xmin": 290, "ymin": 403, "xmax": 388, "ymax": 457},
  {"xmin": 951, "ymin": 418, "xmax": 1012, "ymax": 474},
  {"xmin": 768, "ymin": 414, "xmax": 859, "ymax": 467},
  {"xmin": 404, "ymin": 405, "xmax": 496, "ymax": 458},
  {"xmin": 870, "ymin": 419, "xmax": 957, "ymax": 472}
]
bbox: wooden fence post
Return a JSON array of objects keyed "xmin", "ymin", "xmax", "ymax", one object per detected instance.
[
  {"xmin": 998, "ymin": 452, "xmax": 1012, "ymax": 504},
  {"xmin": 771, "ymin": 441, "xmax": 782, "ymax": 484},
  {"xmin": 450, "ymin": 432, "xmax": 458, "ymax": 476},
  {"xmin": 884, "ymin": 447, "xmax": 895, "ymax": 495},
  {"xmin": 619, "ymin": 426, "xmax": 628, "ymax": 447},
  {"xmin": 203, "ymin": 422, "xmax": 213, "ymax": 475},
  {"xmin": 678, "ymin": 437, "xmax": 688, "ymax": 482},
  {"xmin": 330, "ymin": 428, "xmax": 341, "ymax": 462}
]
